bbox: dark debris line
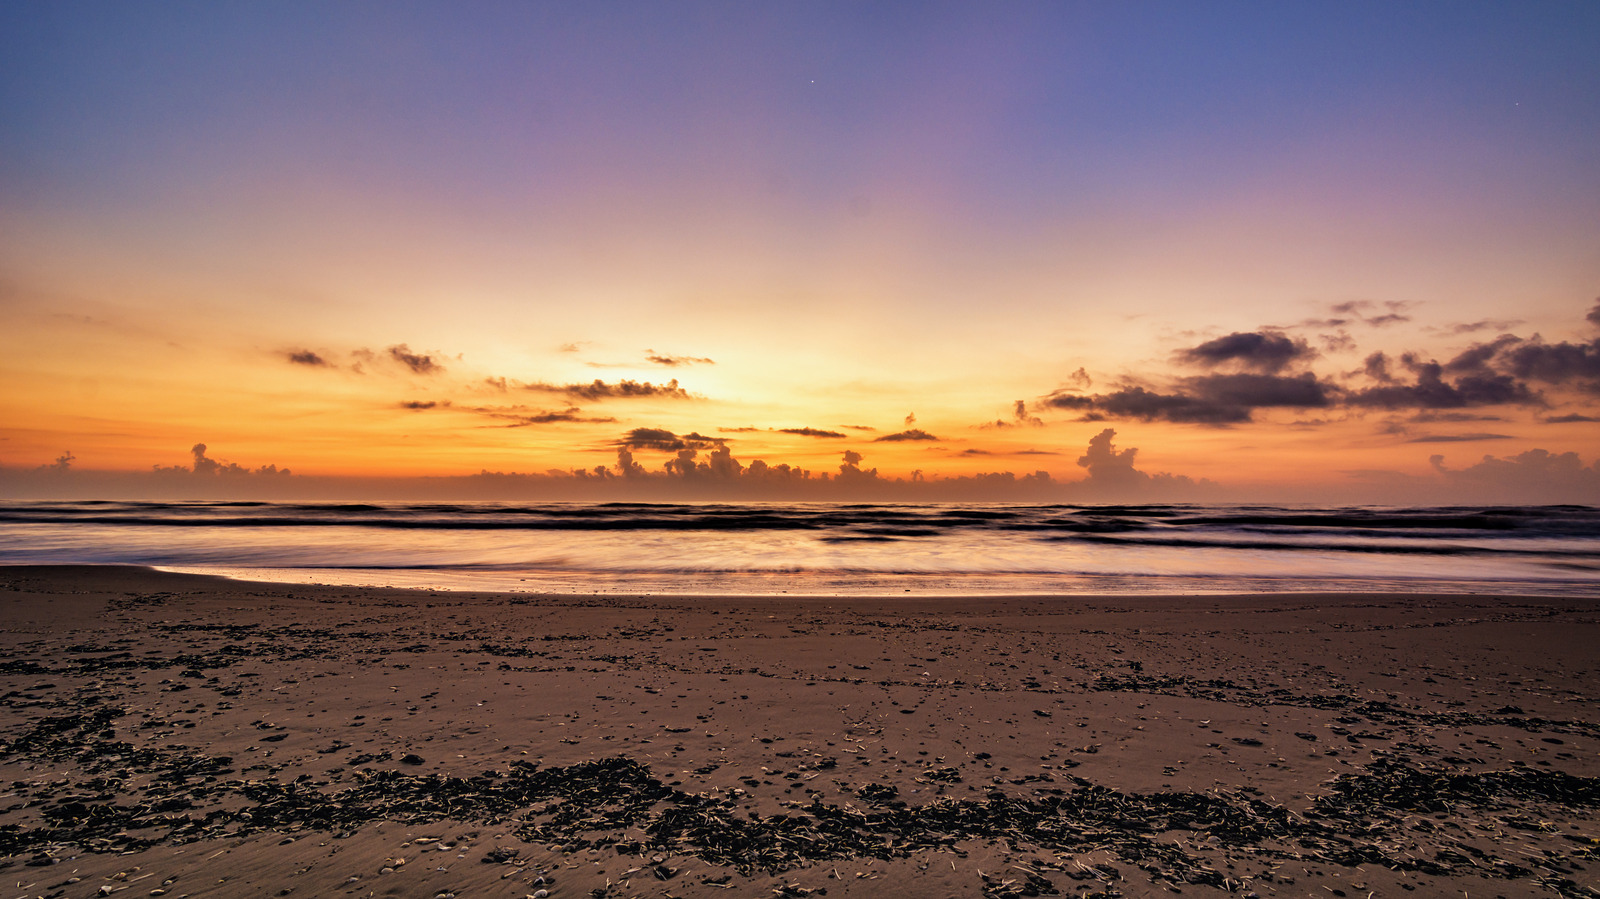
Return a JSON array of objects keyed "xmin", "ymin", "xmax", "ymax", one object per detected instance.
[{"xmin": 3, "ymin": 709, "xmax": 1600, "ymax": 896}]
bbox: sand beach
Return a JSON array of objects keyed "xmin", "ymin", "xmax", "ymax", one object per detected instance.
[{"xmin": 1, "ymin": 566, "xmax": 1597, "ymax": 898}]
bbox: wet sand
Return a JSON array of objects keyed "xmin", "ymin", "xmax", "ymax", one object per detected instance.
[{"xmin": 1, "ymin": 565, "xmax": 1597, "ymax": 898}]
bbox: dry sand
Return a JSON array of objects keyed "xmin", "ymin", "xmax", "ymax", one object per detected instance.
[{"xmin": 1, "ymin": 566, "xmax": 1597, "ymax": 898}]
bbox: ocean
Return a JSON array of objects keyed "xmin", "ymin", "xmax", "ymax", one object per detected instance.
[{"xmin": 0, "ymin": 500, "xmax": 1596, "ymax": 596}]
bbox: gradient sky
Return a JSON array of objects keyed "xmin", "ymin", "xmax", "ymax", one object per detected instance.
[{"xmin": 2, "ymin": 2, "xmax": 1598, "ymax": 501}]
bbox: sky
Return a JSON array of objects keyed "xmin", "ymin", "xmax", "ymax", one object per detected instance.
[{"xmin": 2, "ymin": 1, "xmax": 1598, "ymax": 502}]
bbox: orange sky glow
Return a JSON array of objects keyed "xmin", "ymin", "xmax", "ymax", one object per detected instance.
[{"xmin": 2, "ymin": 4, "xmax": 1597, "ymax": 503}]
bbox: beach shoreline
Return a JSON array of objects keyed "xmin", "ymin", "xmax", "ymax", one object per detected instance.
[{"xmin": 2, "ymin": 565, "xmax": 1597, "ymax": 897}]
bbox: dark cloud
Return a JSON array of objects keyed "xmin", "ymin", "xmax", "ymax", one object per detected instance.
[
  {"xmin": 1044, "ymin": 373, "xmax": 1333, "ymax": 425},
  {"xmin": 779, "ymin": 427, "xmax": 846, "ymax": 438},
  {"xmin": 1177, "ymin": 331, "xmax": 1315, "ymax": 374},
  {"xmin": 874, "ymin": 429, "xmax": 939, "ymax": 442},
  {"xmin": 1014, "ymin": 449, "xmax": 1061, "ymax": 455},
  {"xmin": 615, "ymin": 428, "xmax": 724, "ymax": 451},
  {"xmin": 645, "ymin": 350, "xmax": 714, "ymax": 367},
  {"xmin": 904, "ymin": 412, "xmax": 917, "ymax": 425},
  {"xmin": 509, "ymin": 408, "xmax": 615, "ymax": 426},
  {"xmin": 1588, "ymin": 300, "xmax": 1600, "ymax": 328},
  {"xmin": 1320, "ymin": 331, "xmax": 1356, "ymax": 353},
  {"xmin": 1065, "ymin": 367, "xmax": 1092, "ymax": 389},
  {"xmin": 1346, "ymin": 355, "xmax": 1536, "ymax": 409},
  {"xmin": 1404, "ymin": 433, "xmax": 1514, "ymax": 443},
  {"xmin": 1363, "ymin": 351, "xmax": 1396, "ymax": 383},
  {"xmin": 841, "ymin": 425, "xmax": 878, "ymax": 431},
  {"xmin": 1546, "ymin": 413, "xmax": 1600, "ymax": 423},
  {"xmin": 287, "ymin": 350, "xmax": 329, "ymax": 366},
  {"xmin": 484, "ymin": 376, "xmax": 508, "ymax": 391},
  {"xmin": 401, "ymin": 400, "xmax": 442, "ymax": 410},
  {"xmin": 1446, "ymin": 319, "xmax": 1523, "ymax": 335},
  {"xmin": 1321, "ymin": 300, "xmax": 1411, "ymax": 328},
  {"xmin": 718, "ymin": 426, "xmax": 760, "ymax": 433},
  {"xmin": 1409, "ymin": 411, "xmax": 1504, "ymax": 423},
  {"xmin": 387, "ymin": 344, "xmax": 443, "ymax": 375},
  {"xmin": 1501, "ymin": 339, "xmax": 1600, "ymax": 392},
  {"xmin": 1365, "ymin": 313, "xmax": 1410, "ymax": 327},
  {"xmin": 528, "ymin": 378, "xmax": 692, "ymax": 402},
  {"xmin": 980, "ymin": 400, "xmax": 1044, "ymax": 429},
  {"xmin": 961, "ymin": 448, "xmax": 992, "ymax": 455}
]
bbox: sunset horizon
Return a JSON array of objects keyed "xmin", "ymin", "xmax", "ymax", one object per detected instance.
[{"xmin": 3, "ymin": 2, "xmax": 1598, "ymax": 503}]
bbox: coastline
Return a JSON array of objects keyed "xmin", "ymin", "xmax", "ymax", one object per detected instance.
[{"xmin": 2, "ymin": 565, "xmax": 1597, "ymax": 897}]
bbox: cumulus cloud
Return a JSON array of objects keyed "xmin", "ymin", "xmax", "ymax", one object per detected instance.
[
  {"xmin": 645, "ymin": 350, "xmax": 714, "ymax": 367},
  {"xmin": 904, "ymin": 412, "xmax": 917, "ymax": 425},
  {"xmin": 527, "ymin": 378, "xmax": 692, "ymax": 402},
  {"xmin": 286, "ymin": 349, "xmax": 329, "ymax": 366},
  {"xmin": 1429, "ymin": 448, "xmax": 1600, "ymax": 503},
  {"xmin": 779, "ymin": 427, "xmax": 846, "ymax": 438},
  {"xmin": 154, "ymin": 444, "xmax": 290, "ymax": 478},
  {"xmin": 388, "ymin": 344, "xmax": 444, "ymax": 375},
  {"xmin": 874, "ymin": 429, "xmax": 939, "ymax": 442},
  {"xmin": 1071, "ymin": 428, "xmax": 1213, "ymax": 498},
  {"xmin": 1177, "ymin": 331, "xmax": 1315, "ymax": 374}
]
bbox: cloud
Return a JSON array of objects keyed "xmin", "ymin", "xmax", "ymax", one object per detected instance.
[
  {"xmin": 1404, "ymin": 433, "xmax": 1514, "ymax": 443},
  {"xmin": 1177, "ymin": 331, "xmax": 1315, "ymax": 374},
  {"xmin": 1546, "ymin": 413, "xmax": 1600, "ymax": 423},
  {"xmin": 779, "ymin": 427, "xmax": 846, "ymax": 438},
  {"xmin": 1588, "ymin": 299, "xmax": 1600, "ymax": 328},
  {"xmin": 718, "ymin": 426, "xmax": 760, "ymax": 433},
  {"xmin": 1408, "ymin": 411, "xmax": 1504, "ymax": 423},
  {"xmin": 874, "ymin": 429, "xmax": 939, "ymax": 442},
  {"xmin": 1072, "ymin": 428, "xmax": 1213, "ymax": 498},
  {"xmin": 286, "ymin": 349, "xmax": 329, "ymax": 366},
  {"xmin": 508, "ymin": 408, "xmax": 615, "ymax": 426},
  {"xmin": 1044, "ymin": 373, "xmax": 1333, "ymax": 425},
  {"xmin": 387, "ymin": 344, "xmax": 444, "ymax": 375},
  {"xmin": 1345, "ymin": 354, "xmax": 1537, "ymax": 409},
  {"xmin": 904, "ymin": 412, "xmax": 916, "ymax": 425},
  {"xmin": 401, "ymin": 400, "xmax": 442, "ymax": 410},
  {"xmin": 615, "ymin": 428, "xmax": 725, "ymax": 451},
  {"xmin": 980, "ymin": 400, "xmax": 1044, "ymax": 429},
  {"xmin": 1316, "ymin": 300, "xmax": 1411, "ymax": 328},
  {"xmin": 961, "ymin": 448, "xmax": 991, "ymax": 455},
  {"xmin": 1500, "ymin": 339, "xmax": 1600, "ymax": 393},
  {"xmin": 1429, "ymin": 448, "xmax": 1600, "ymax": 502},
  {"xmin": 1365, "ymin": 313, "xmax": 1410, "ymax": 327},
  {"xmin": 154, "ymin": 444, "xmax": 290, "ymax": 478},
  {"xmin": 527, "ymin": 378, "xmax": 692, "ymax": 402},
  {"xmin": 1446, "ymin": 319, "xmax": 1523, "ymax": 335},
  {"xmin": 841, "ymin": 425, "xmax": 878, "ymax": 431},
  {"xmin": 645, "ymin": 350, "xmax": 714, "ymax": 367}
]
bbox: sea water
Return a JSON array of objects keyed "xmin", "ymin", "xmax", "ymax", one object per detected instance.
[{"xmin": 0, "ymin": 500, "xmax": 1596, "ymax": 596}]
